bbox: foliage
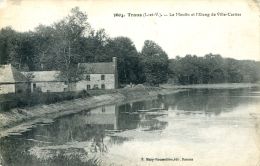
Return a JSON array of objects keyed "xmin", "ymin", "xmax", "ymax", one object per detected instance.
[
  {"xmin": 168, "ymin": 54, "xmax": 260, "ymax": 85},
  {"xmin": 141, "ymin": 40, "xmax": 169, "ymax": 85},
  {"xmin": 105, "ymin": 37, "xmax": 144, "ymax": 84},
  {"xmin": 0, "ymin": 91, "xmax": 90, "ymax": 111}
]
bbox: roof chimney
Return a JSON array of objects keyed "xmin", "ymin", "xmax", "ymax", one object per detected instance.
[
  {"xmin": 112, "ymin": 57, "xmax": 118, "ymax": 88},
  {"xmin": 113, "ymin": 57, "xmax": 117, "ymax": 65}
]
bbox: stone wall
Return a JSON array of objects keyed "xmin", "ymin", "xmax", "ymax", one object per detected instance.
[{"xmin": 31, "ymin": 82, "xmax": 68, "ymax": 92}]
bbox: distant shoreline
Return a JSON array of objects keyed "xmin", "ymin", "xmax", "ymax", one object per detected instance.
[{"xmin": 160, "ymin": 83, "xmax": 260, "ymax": 89}]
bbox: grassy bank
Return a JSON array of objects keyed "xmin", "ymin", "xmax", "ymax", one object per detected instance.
[
  {"xmin": 0, "ymin": 91, "xmax": 89, "ymax": 112},
  {"xmin": 0, "ymin": 89, "xmax": 125, "ymax": 112}
]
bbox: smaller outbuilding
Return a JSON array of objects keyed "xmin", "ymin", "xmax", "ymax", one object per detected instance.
[
  {"xmin": 22, "ymin": 71, "xmax": 68, "ymax": 93},
  {"xmin": 0, "ymin": 64, "xmax": 29, "ymax": 94}
]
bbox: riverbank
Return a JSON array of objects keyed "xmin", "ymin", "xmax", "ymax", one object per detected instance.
[{"xmin": 0, "ymin": 87, "xmax": 183, "ymax": 138}]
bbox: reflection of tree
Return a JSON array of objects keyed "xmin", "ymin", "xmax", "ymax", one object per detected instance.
[
  {"xmin": 0, "ymin": 116, "xmax": 108, "ymax": 165},
  {"xmin": 139, "ymin": 118, "xmax": 168, "ymax": 131},
  {"xmin": 0, "ymin": 136, "xmax": 45, "ymax": 166},
  {"xmin": 117, "ymin": 100, "xmax": 168, "ymax": 131},
  {"xmin": 120, "ymin": 100, "xmax": 166, "ymax": 114},
  {"xmin": 163, "ymin": 89, "xmax": 258, "ymax": 115},
  {"xmin": 91, "ymin": 134, "xmax": 107, "ymax": 153},
  {"xmin": 0, "ymin": 153, "xmax": 4, "ymax": 166},
  {"xmin": 108, "ymin": 136, "xmax": 131, "ymax": 145},
  {"xmin": 0, "ymin": 138, "xmax": 99, "ymax": 166}
]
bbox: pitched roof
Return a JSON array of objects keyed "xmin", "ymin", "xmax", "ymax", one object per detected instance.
[
  {"xmin": 78, "ymin": 62, "xmax": 115, "ymax": 74},
  {"xmin": 0, "ymin": 64, "xmax": 27, "ymax": 83},
  {"xmin": 22, "ymin": 71, "xmax": 63, "ymax": 82}
]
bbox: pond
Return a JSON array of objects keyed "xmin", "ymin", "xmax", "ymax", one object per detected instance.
[{"xmin": 1, "ymin": 88, "xmax": 260, "ymax": 166}]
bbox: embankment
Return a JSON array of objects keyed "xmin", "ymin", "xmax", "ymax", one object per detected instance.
[{"xmin": 0, "ymin": 87, "xmax": 182, "ymax": 138}]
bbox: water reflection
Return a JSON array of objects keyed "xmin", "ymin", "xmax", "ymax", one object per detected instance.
[
  {"xmin": 0, "ymin": 88, "xmax": 260, "ymax": 166},
  {"xmin": 164, "ymin": 88, "xmax": 260, "ymax": 115}
]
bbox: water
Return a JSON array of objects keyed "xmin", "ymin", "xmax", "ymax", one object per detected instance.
[{"xmin": 1, "ymin": 88, "xmax": 260, "ymax": 166}]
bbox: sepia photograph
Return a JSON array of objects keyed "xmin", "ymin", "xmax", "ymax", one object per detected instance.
[{"xmin": 0, "ymin": 0, "xmax": 260, "ymax": 165}]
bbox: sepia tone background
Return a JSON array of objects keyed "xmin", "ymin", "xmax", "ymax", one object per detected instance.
[{"xmin": 0, "ymin": 0, "xmax": 259, "ymax": 166}]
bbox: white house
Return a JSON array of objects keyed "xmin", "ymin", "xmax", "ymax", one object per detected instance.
[
  {"xmin": 0, "ymin": 64, "xmax": 29, "ymax": 94},
  {"xmin": 75, "ymin": 57, "xmax": 118, "ymax": 91},
  {"xmin": 22, "ymin": 71, "xmax": 68, "ymax": 93}
]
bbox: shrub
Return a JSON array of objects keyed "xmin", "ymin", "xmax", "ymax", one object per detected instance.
[{"xmin": 0, "ymin": 91, "xmax": 90, "ymax": 112}]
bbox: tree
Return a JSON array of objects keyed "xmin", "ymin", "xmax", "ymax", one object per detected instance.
[
  {"xmin": 0, "ymin": 27, "xmax": 17, "ymax": 65},
  {"xmin": 0, "ymin": 27, "xmax": 37, "ymax": 70},
  {"xmin": 105, "ymin": 37, "xmax": 143, "ymax": 84},
  {"xmin": 81, "ymin": 28, "xmax": 109, "ymax": 63},
  {"xmin": 141, "ymin": 40, "xmax": 169, "ymax": 85},
  {"xmin": 32, "ymin": 7, "xmax": 92, "ymax": 88}
]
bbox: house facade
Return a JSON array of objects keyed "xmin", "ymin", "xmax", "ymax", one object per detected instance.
[
  {"xmin": 0, "ymin": 64, "xmax": 29, "ymax": 94},
  {"xmin": 75, "ymin": 57, "xmax": 118, "ymax": 91},
  {"xmin": 22, "ymin": 71, "xmax": 68, "ymax": 93}
]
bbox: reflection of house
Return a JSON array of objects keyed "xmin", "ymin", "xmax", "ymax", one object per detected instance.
[
  {"xmin": 22, "ymin": 71, "xmax": 68, "ymax": 93},
  {"xmin": 75, "ymin": 57, "xmax": 118, "ymax": 91},
  {"xmin": 83, "ymin": 105, "xmax": 119, "ymax": 130},
  {"xmin": 0, "ymin": 64, "xmax": 29, "ymax": 94}
]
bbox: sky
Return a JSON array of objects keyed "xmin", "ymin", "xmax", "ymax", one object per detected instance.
[{"xmin": 0, "ymin": 0, "xmax": 259, "ymax": 60}]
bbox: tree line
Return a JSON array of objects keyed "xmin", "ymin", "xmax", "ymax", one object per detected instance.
[
  {"xmin": 0, "ymin": 7, "xmax": 259, "ymax": 86},
  {"xmin": 168, "ymin": 54, "xmax": 260, "ymax": 84}
]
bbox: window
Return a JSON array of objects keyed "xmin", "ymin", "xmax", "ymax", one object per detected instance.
[
  {"xmin": 87, "ymin": 85, "xmax": 91, "ymax": 90},
  {"xmin": 102, "ymin": 107, "xmax": 106, "ymax": 112},
  {"xmin": 101, "ymin": 75, "xmax": 105, "ymax": 80},
  {"xmin": 101, "ymin": 84, "xmax": 105, "ymax": 89},
  {"xmin": 33, "ymin": 83, "xmax": 36, "ymax": 89},
  {"xmin": 86, "ymin": 75, "xmax": 90, "ymax": 81}
]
